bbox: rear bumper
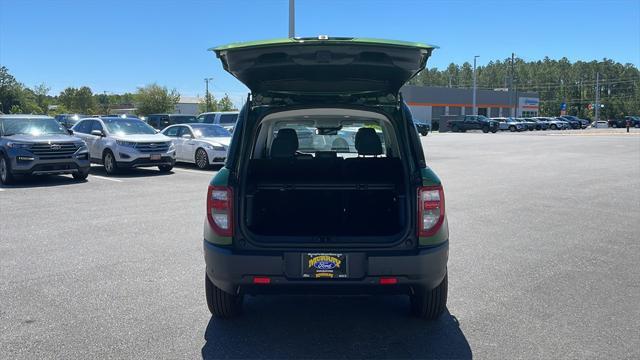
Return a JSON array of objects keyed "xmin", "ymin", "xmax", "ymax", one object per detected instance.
[{"xmin": 204, "ymin": 240, "xmax": 449, "ymax": 295}]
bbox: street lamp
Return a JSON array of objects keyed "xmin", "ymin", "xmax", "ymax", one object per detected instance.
[
  {"xmin": 472, "ymin": 55, "xmax": 480, "ymax": 116},
  {"xmin": 204, "ymin": 77, "xmax": 213, "ymax": 112}
]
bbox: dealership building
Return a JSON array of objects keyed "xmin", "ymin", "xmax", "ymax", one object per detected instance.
[{"xmin": 401, "ymin": 85, "xmax": 539, "ymax": 126}]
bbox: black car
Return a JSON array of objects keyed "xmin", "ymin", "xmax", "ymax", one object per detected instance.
[
  {"xmin": 146, "ymin": 114, "xmax": 198, "ymax": 130},
  {"xmin": 448, "ymin": 115, "xmax": 499, "ymax": 133},
  {"xmin": 560, "ymin": 115, "xmax": 584, "ymax": 129},
  {"xmin": 608, "ymin": 116, "xmax": 640, "ymax": 128},
  {"xmin": 54, "ymin": 114, "xmax": 89, "ymax": 129},
  {"xmin": 414, "ymin": 121, "xmax": 430, "ymax": 136}
]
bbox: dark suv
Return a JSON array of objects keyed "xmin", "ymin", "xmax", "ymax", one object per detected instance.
[
  {"xmin": 203, "ymin": 37, "xmax": 449, "ymax": 320},
  {"xmin": 0, "ymin": 115, "xmax": 90, "ymax": 184}
]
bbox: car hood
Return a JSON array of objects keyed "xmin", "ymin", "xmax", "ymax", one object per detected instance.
[
  {"xmin": 112, "ymin": 134, "xmax": 171, "ymax": 142},
  {"xmin": 212, "ymin": 37, "xmax": 436, "ymax": 96},
  {"xmin": 5, "ymin": 133, "xmax": 81, "ymax": 143},
  {"xmin": 199, "ymin": 137, "xmax": 231, "ymax": 147}
]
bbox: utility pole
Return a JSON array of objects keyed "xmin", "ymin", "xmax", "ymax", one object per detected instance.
[
  {"xmin": 594, "ymin": 72, "xmax": 600, "ymax": 123},
  {"xmin": 510, "ymin": 53, "xmax": 515, "ymax": 117},
  {"xmin": 204, "ymin": 77, "xmax": 213, "ymax": 112},
  {"xmin": 288, "ymin": 0, "xmax": 295, "ymax": 38},
  {"xmin": 472, "ymin": 55, "xmax": 479, "ymax": 116}
]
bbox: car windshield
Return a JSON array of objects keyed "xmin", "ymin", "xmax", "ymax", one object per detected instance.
[
  {"xmin": 103, "ymin": 118, "xmax": 156, "ymax": 135},
  {"xmin": 191, "ymin": 124, "xmax": 231, "ymax": 138},
  {"xmin": 1, "ymin": 118, "xmax": 68, "ymax": 136}
]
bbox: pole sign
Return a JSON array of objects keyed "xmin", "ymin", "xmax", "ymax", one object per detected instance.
[{"xmin": 560, "ymin": 102, "xmax": 566, "ymax": 115}]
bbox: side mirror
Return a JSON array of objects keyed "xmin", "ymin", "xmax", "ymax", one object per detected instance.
[
  {"xmin": 155, "ymin": 129, "xmax": 161, "ymax": 134},
  {"xmin": 67, "ymin": 129, "xmax": 74, "ymax": 135},
  {"xmin": 91, "ymin": 130, "xmax": 104, "ymax": 137},
  {"xmin": 181, "ymin": 134, "xmax": 193, "ymax": 139}
]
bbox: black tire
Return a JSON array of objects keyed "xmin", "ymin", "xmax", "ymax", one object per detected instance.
[
  {"xmin": 195, "ymin": 148, "xmax": 210, "ymax": 169},
  {"xmin": 0, "ymin": 155, "xmax": 16, "ymax": 185},
  {"xmin": 158, "ymin": 165, "xmax": 173, "ymax": 173},
  {"xmin": 72, "ymin": 168, "xmax": 89, "ymax": 181},
  {"xmin": 612, "ymin": 123, "xmax": 617, "ymax": 128},
  {"xmin": 528, "ymin": 127, "xmax": 534, "ymax": 131},
  {"xmin": 420, "ymin": 130, "xmax": 428, "ymax": 136},
  {"xmin": 410, "ymin": 273, "xmax": 448, "ymax": 320},
  {"xmin": 482, "ymin": 126, "xmax": 489, "ymax": 133},
  {"xmin": 103, "ymin": 150, "xmax": 118, "ymax": 175},
  {"xmin": 491, "ymin": 128, "xmax": 498, "ymax": 133},
  {"xmin": 550, "ymin": 124, "xmax": 558, "ymax": 130},
  {"xmin": 451, "ymin": 125, "xmax": 459, "ymax": 133},
  {"xmin": 509, "ymin": 126, "xmax": 516, "ymax": 132},
  {"xmin": 205, "ymin": 273, "xmax": 243, "ymax": 318}
]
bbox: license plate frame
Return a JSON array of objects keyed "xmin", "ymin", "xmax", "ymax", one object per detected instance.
[
  {"xmin": 149, "ymin": 154, "xmax": 161, "ymax": 161},
  {"xmin": 302, "ymin": 253, "xmax": 348, "ymax": 279}
]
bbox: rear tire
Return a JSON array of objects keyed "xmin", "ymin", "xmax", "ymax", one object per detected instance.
[
  {"xmin": 72, "ymin": 168, "xmax": 89, "ymax": 181},
  {"xmin": 509, "ymin": 126, "xmax": 516, "ymax": 132},
  {"xmin": 490, "ymin": 128, "xmax": 498, "ymax": 133},
  {"xmin": 103, "ymin": 150, "xmax": 118, "ymax": 175},
  {"xmin": 550, "ymin": 124, "xmax": 558, "ymax": 130},
  {"xmin": 0, "ymin": 155, "xmax": 16, "ymax": 185},
  {"xmin": 205, "ymin": 273, "xmax": 243, "ymax": 318},
  {"xmin": 410, "ymin": 272, "xmax": 448, "ymax": 320},
  {"xmin": 195, "ymin": 148, "xmax": 210, "ymax": 169},
  {"xmin": 482, "ymin": 126, "xmax": 489, "ymax": 133},
  {"xmin": 451, "ymin": 125, "xmax": 459, "ymax": 133}
]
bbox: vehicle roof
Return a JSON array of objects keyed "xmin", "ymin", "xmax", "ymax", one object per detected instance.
[
  {"xmin": 148, "ymin": 113, "xmax": 197, "ymax": 116},
  {"xmin": 211, "ymin": 37, "xmax": 437, "ymax": 52},
  {"xmin": 0, "ymin": 114, "xmax": 54, "ymax": 119},
  {"xmin": 198, "ymin": 111, "xmax": 239, "ymax": 115}
]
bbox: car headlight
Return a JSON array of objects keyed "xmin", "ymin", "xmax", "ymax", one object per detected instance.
[
  {"xmin": 204, "ymin": 144, "xmax": 225, "ymax": 151},
  {"xmin": 116, "ymin": 140, "xmax": 137, "ymax": 147},
  {"xmin": 7, "ymin": 142, "xmax": 31, "ymax": 149},
  {"xmin": 168, "ymin": 142, "xmax": 176, "ymax": 151}
]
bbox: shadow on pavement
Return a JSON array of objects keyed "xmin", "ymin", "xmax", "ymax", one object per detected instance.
[
  {"xmin": 0, "ymin": 174, "xmax": 86, "ymax": 189},
  {"xmin": 202, "ymin": 295, "xmax": 471, "ymax": 359},
  {"xmin": 89, "ymin": 166, "xmax": 173, "ymax": 178}
]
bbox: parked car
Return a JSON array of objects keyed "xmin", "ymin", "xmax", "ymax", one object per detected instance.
[
  {"xmin": 448, "ymin": 115, "xmax": 499, "ymax": 133},
  {"xmin": 561, "ymin": 115, "xmax": 589, "ymax": 129},
  {"xmin": 0, "ymin": 115, "xmax": 90, "ymax": 184},
  {"xmin": 591, "ymin": 120, "xmax": 608, "ymax": 128},
  {"xmin": 162, "ymin": 124, "xmax": 231, "ymax": 169},
  {"xmin": 203, "ymin": 37, "xmax": 449, "ymax": 320},
  {"xmin": 146, "ymin": 114, "xmax": 198, "ymax": 130},
  {"xmin": 559, "ymin": 116, "xmax": 581, "ymax": 129},
  {"xmin": 71, "ymin": 116, "xmax": 175, "ymax": 175},
  {"xmin": 551, "ymin": 117, "xmax": 570, "ymax": 130},
  {"xmin": 516, "ymin": 118, "xmax": 536, "ymax": 131},
  {"xmin": 492, "ymin": 117, "xmax": 524, "ymax": 132},
  {"xmin": 414, "ymin": 121, "xmax": 430, "ymax": 136},
  {"xmin": 54, "ymin": 114, "xmax": 89, "ymax": 129},
  {"xmin": 608, "ymin": 116, "xmax": 640, "ymax": 128},
  {"xmin": 526, "ymin": 117, "xmax": 549, "ymax": 130},
  {"xmin": 196, "ymin": 111, "xmax": 239, "ymax": 132}
]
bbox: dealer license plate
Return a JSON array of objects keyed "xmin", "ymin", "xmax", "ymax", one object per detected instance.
[{"xmin": 302, "ymin": 253, "xmax": 347, "ymax": 279}]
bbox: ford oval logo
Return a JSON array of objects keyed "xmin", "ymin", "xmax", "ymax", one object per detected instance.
[{"xmin": 314, "ymin": 261, "xmax": 336, "ymax": 270}]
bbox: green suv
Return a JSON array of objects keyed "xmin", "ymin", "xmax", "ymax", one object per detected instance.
[{"xmin": 203, "ymin": 37, "xmax": 449, "ymax": 320}]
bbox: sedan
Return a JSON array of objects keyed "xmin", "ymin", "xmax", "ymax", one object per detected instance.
[{"xmin": 162, "ymin": 123, "xmax": 231, "ymax": 169}]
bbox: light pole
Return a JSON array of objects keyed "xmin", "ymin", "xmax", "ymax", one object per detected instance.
[
  {"xmin": 204, "ymin": 77, "xmax": 213, "ymax": 112},
  {"xmin": 472, "ymin": 55, "xmax": 479, "ymax": 116},
  {"xmin": 289, "ymin": 0, "xmax": 295, "ymax": 38}
]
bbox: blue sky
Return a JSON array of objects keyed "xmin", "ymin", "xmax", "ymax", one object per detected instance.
[{"xmin": 1, "ymin": 0, "xmax": 639, "ymax": 105}]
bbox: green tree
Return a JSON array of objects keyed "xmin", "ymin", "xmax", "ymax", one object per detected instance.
[
  {"xmin": 33, "ymin": 83, "xmax": 50, "ymax": 112},
  {"xmin": 199, "ymin": 93, "xmax": 218, "ymax": 113},
  {"xmin": 74, "ymin": 86, "xmax": 95, "ymax": 113},
  {"xmin": 217, "ymin": 93, "xmax": 236, "ymax": 111},
  {"xmin": 0, "ymin": 66, "xmax": 21, "ymax": 114},
  {"xmin": 135, "ymin": 84, "xmax": 180, "ymax": 116}
]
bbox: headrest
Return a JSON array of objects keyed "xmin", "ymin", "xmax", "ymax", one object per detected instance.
[
  {"xmin": 354, "ymin": 128, "xmax": 383, "ymax": 156},
  {"xmin": 331, "ymin": 137, "xmax": 350, "ymax": 152},
  {"xmin": 271, "ymin": 128, "xmax": 299, "ymax": 158}
]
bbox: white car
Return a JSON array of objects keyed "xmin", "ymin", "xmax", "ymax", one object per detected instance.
[
  {"xmin": 72, "ymin": 117, "xmax": 176, "ymax": 175},
  {"xmin": 161, "ymin": 123, "xmax": 231, "ymax": 169}
]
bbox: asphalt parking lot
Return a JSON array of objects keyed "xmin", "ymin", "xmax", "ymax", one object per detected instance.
[{"xmin": 1, "ymin": 129, "xmax": 639, "ymax": 359}]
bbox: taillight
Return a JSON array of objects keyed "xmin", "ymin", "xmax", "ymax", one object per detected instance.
[
  {"xmin": 207, "ymin": 186, "xmax": 233, "ymax": 236},
  {"xmin": 417, "ymin": 185, "xmax": 445, "ymax": 237}
]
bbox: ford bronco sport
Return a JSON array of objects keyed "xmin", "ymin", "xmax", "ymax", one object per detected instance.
[{"xmin": 203, "ymin": 37, "xmax": 449, "ymax": 320}]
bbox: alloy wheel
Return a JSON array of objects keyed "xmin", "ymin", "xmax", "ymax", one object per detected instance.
[
  {"xmin": 0, "ymin": 157, "xmax": 6, "ymax": 182},
  {"xmin": 196, "ymin": 149, "xmax": 209, "ymax": 169}
]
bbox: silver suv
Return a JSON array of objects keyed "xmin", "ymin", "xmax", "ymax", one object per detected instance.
[
  {"xmin": 0, "ymin": 115, "xmax": 90, "ymax": 184},
  {"xmin": 72, "ymin": 117, "xmax": 176, "ymax": 175},
  {"xmin": 195, "ymin": 111, "xmax": 239, "ymax": 132}
]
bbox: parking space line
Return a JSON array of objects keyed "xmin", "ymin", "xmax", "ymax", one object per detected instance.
[
  {"xmin": 90, "ymin": 175, "xmax": 123, "ymax": 182},
  {"xmin": 172, "ymin": 168, "xmax": 214, "ymax": 175},
  {"xmin": 0, "ymin": 188, "xmax": 4, "ymax": 191}
]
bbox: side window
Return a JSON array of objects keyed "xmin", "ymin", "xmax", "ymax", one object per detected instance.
[
  {"xmin": 178, "ymin": 126, "xmax": 193, "ymax": 138},
  {"xmin": 205, "ymin": 114, "xmax": 215, "ymax": 124},
  {"xmin": 75, "ymin": 120, "xmax": 91, "ymax": 134},
  {"xmin": 196, "ymin": 115, "xmax": 205, "ymax": 123},
  {"xmin": 91, "ymin": 120, "xmax": 104, "ymax": 132},
  {"xmin": 219, "ymin": 114, "xmax": 237, "ymax": 124},
  {"xmin": 164, "ymin": 126, "xmax": 180, "ymax": 137}
]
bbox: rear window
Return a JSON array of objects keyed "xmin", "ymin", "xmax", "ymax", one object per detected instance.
[
  {"xmin": 219, "ymin": 114, "xmax": 238, "ymax": 124},
  {"xmin": 269, "ymin": 117, "xmax": 387, "ymax": 156}
]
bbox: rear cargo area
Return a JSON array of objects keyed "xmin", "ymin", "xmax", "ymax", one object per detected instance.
[{"xmin": 244, "ymin": 158, "xmax": 407, "ymax": 237}]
